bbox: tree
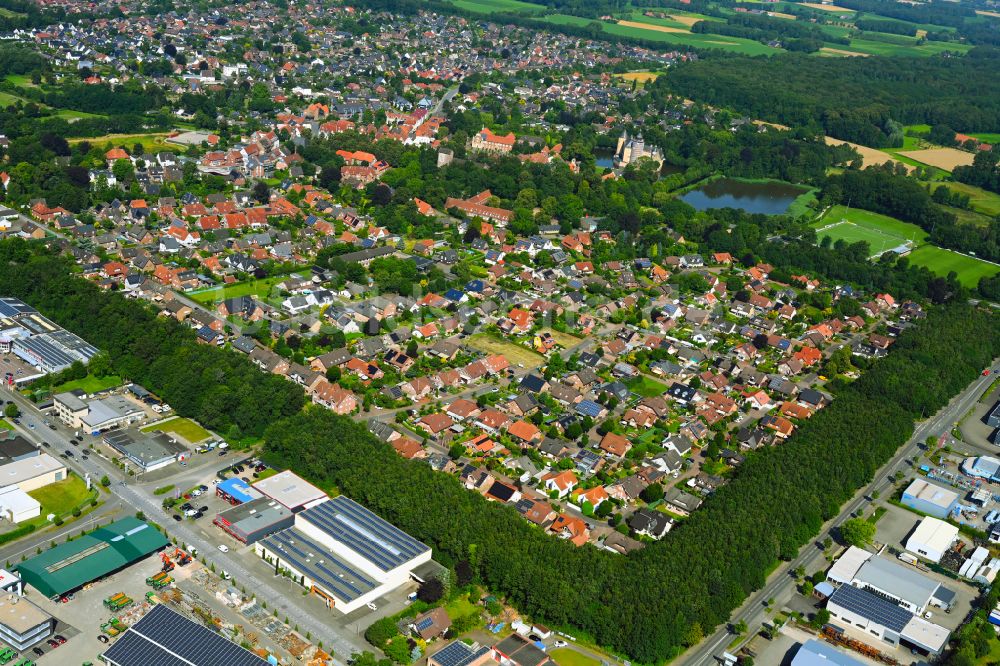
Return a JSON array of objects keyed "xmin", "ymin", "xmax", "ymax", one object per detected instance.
[
  {"xmin": 417, "ymin": 578, "xmax": 445, "ymax": 603},
  {"xmin": 839, "ymin": 518, "xmax": 876, "ymax": 548},
  {"xmin": 252, "ymin": 180, "xmax": 270, "ymax": 204},
  {"xmin": 811, "ymin": 609, "xmax": 831, "ymax": 629},
  {"xmin": 112, "ymin": 158, "xmax": 134, "ymax": 183},
  {"xmin": 100, "ymin": 475, "xmax": 110, "ymax": 487},
  {"xmin": 640, "ymin": 483, "xmax": 664, "ymax": 504},
  {"xmin": 3, "ymin": 403, "xmax": 18, "ymax": 419},
  {"xmin": 364, "ymin": 617, "xmax": 399, "ymax": 647},
  {"xmin": 448, "ymin": 443, "xmax": 465, "ymax": 460}
]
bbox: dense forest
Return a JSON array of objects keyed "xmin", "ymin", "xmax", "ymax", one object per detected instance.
[
  {"xmin": 0, "ymin": 241, "xmax": 305, "ymax": 440},
  {"xmin": 1, "ymin": 231, "xmax": 996, "ymax": 662},
  {"xmin": 264, "ymin": 304, "xmax": 1000, "ymax": 663},
  {"xmin": 664, "ymin": 51, "xmax": 1000, "ymax": 147}
]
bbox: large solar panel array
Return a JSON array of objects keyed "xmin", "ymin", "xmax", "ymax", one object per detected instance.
[
  {"xmin": 0, "ymin": 298, "xmax": 36, "ymax": 318},
  {"xmin": 101, "ymin": 604, "xmax": 269, "ymax": 666},
  {"xmin": 830, "ymin": 584, "xmax": 911, "ymax": 632},
  {"xmin": 431, "ymin": 641, "xmax": 491, "ymax": 666},
  {"xmin": 261, "ymin": 527, "xmax": 378, "ymax": 603},
  {"xmin": 300, "ymin": 496, "xmax": 429, "ymax": 571}
]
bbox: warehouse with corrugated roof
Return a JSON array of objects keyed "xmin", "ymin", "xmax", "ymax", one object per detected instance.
[{"xmin": 15, "ymin": 518, "xmax": 168, "ymax": 598}]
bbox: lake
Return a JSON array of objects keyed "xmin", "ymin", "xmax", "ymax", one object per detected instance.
[{"xmin": 680, "ymin": 178, "xmax": 808, "ymax": 215}]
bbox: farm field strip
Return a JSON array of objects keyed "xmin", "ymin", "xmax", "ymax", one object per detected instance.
[{"xmin": 896, "ymin": 147, "xmax": 975, "ymax": 171}]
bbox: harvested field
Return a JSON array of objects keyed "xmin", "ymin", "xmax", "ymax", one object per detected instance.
[
  {"xmin": 824, "ymin": 136, "xmax": 912, "ymax": 171},
  {"xmin": 668, "ymin": 14, "xmax": 703, "ymax": 27},
  {"xmin": 976, "ymin": 9, "xmax": 1000, "ymax": 18},
  {"xmin": 896, "ymin": 147, "xmax": 975, "ymax": 171},
  {"xmin": 617, "ymin": 19, "xmax": 688, "ymax": 33},
  {"xmin": 767, "ymin": 11, "xmax": 798, "ymax": 19},
  {"xmin": 819, "ymin": 47, "xmax": 869, "ymax": 56},
  {"xmin": 616, "ymin": 71, "xmax": 660, "ymax": 83},
  {"xmin": 799, "ymin": 2, "xmax": 854, "ymax": 11}
]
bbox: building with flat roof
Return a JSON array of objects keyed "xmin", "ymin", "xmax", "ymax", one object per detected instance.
[
  {"xmin": 101, "ymin": 603, "xmax": 269, "ymax": 666},
  {"xmin": 905, "ymin": 516, "xmax": 959, "ymax": 563},
  {"xmin": 16, "ymin": 518, "xmax": 168, "ymax": 598},
  {"xmin": 252, "ymin": 470, "xmax": 328, "ymax": 512},
  {"xmin": 103, "ymin": 431, "xmax": 186, "ymax": 472},
  {"xmin": 961, "ymin": 456, "xmax": 1000, "ymax": 482},
  {"xmin": 791, "ymin": 639, "xmax": 865, "ymax": 666},
  {"xmin": 0, "ymin": 453, "xmax": 65, "ymax": 492},
  {"xmin": 827, "ymin": 584, "xmax": 949, "ymax": 656},
  {"xmin": 217, "ymin": 477, "xmax": 261, "ymax": 505},
  {"xmin": 0, "ymin": 594, "xmax": 53, "ymax": 650},
  {"xmin": 429, "ymin": 641, "xmax": 494, "ymax": 666},
  {"xmin": 826, "ymin": 545, "xmax": 873, "ymax": 585},
  {"xmin": 852, "ymin": 556, "xmax": 948, "ymax": 615},
  {"xmin": 0, "ymin": 486, "xmax": 40, "ymax": 523},
  {"xmin": 214, "ymin": 498, "xmax": 294, "ymax": 544},
  {"xmin": 54, "ymin": 392, "xmax": 143, "ymax": 433},
  {"xmin": 901, "ymin": 478, "xmax": 959, "ymax": 519},
  {"xmin": 0, "ymin": 436, "xmax": 39, "ymax": 465},
  {"xmin": 0, "ymin": 299, "xmax": 97, "ymax": 376},
  {"xmin": 255, "ymin": 495, "xmax": 431, "ymax": 614}
]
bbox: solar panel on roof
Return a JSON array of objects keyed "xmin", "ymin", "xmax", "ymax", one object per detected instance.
[
  {"xmin": 432, "ymin": 642, "xmax": 491, "ymax": 666},
  {"xmin": 830, "ymin": 584, "xmax": 911, "ymax": 632},
  {"xmin": 102, "ymin": 605, "xmax": 269, "ymax": 666},
  {"xmin": 416, "ymin": 617, "xmax": 434, "ymax": 631}
]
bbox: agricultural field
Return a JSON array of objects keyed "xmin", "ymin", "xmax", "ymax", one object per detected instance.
[
  {"xmin": 896, "ymin": 147, "xmax": 975, "ymax": 171},
  {"xmin": 466, "ymin": 334, "xmax": 543, "ymax": 368},
  {"xmin": 141, "ymin": 416, "xmax": 212, "ymax": 443},
  {"xmin": 615, "ymin": 71, "xmax": 660, "ymax": 87},
  {"xmin": 797, "ymin": 2, "xmax": 855, "ymax": 13},
  {"xmin": 814, "ymin": 206, "xmax": 999, "ymax": 286},
  {"xmin": 448, "ymin": 0, "xmax": 544, "ymax": 13},
  {"xmin": 968, "ymin": 133, "xmax": 1000, "ymax": 145},
  {"xmin": 938, "ymin": 181, "xmax": 1000, "ymax": 218},
  {"xmin": 824, "ymin": 136, "xmax": 910, "ymax": 171}
]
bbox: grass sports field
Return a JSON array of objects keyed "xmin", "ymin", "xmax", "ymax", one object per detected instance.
[{"xmin": 814, "ymin": 206, "xmax": 999, "ymax": 286}]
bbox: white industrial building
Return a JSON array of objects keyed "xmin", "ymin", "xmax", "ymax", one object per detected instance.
[
  {"xmin": 905, "ymin": 516, "xmax": 959, "ymax": 563},
  {"xmin": 0, "ymin": 486, "xmax": 40, "ymax": 524},
  {"xmin": 252, "ymin": 470, "xmax": 328, "ymax": 512},
  {"xmin": 826, "ymin": 547, "xmax": 955, "ymax": 614},
  {"xmin": 0, "ymin": 453, "xmax": 66, "ymax": 493},
  {"xmin": 256, "ymin": 495, "xmax": 432, "ymax": 614},
  {"xmin": 53, "ymin": 392, "xmax": 144, "ymax": 433},
  {"xmin": 0, "ymin": 298, "xmax": 97, "ymax": 377},
  {"xmin": 827, "ymin": 584, "xmax": 950, "ymax": 656},
  {"xmin": 0, "ymin": 593, "xmax": 53, "ymax": 650}
]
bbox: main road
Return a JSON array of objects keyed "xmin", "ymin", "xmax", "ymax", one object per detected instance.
[{"xmin": 681, "ymin": 360, "xmax": 998, "ymax": 666}]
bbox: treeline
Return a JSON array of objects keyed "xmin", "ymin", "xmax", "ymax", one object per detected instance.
[
  {"xmin": 953, "ymin": 149, "xmax": 1000, "ymax": 195},
  {"xmin": 691, "ymin": 13, "xmax": 847, "ymax": 52},
  {"xmin": 663, "ymin": 51, "xmax": 1000, "ymax": 147},
  {"xmin": 0, "ymin": 241, "xmax": 305, "ymax": 439},
  {"xmin": 854, "ymin": 18, "xmax": 915, "ymax": 36},
  {"xmin": 263, "ymin": 303, "xmax": 1000, "ymax": 663}
]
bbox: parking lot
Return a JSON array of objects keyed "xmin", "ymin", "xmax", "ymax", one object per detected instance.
[{"xmin": 0, "ymin": 355, "xmax": 44, "ymax": 386}]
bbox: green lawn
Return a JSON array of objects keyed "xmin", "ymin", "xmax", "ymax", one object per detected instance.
[
  {"xmin": 540, "ymin": 14, "xmax": 779, "ymax": 55},
  {"xmin": 51, "ymin": 374, "xmax": 122, "ymax": 395},
  {"xmin": 940, "ymin": 181, "xmax": 1000, "ymax": 218},
  {"xmin": 188, "ymin": 275, "xmax": 288, "ymax": 304},
  {"xmin": 906, "ymin": 245, "xmax": 1000, "ymax": 287},
  {"xmin": 449, "ymin": 0, "xmax": 545, "ymax": 12},
  {"xmin": 627, "ymin": 375, "xmax": 669, "ymax": 398},
  {"xmin": 28, "ymin": 475, "xmax": 93, "ymax": 517},
  {"xmin": 466, "ymin": 334, "xmax": 544, "ymax": 368},
  {"xmin": 0, "ymin": 91, "xmax": 29, "ymax": 106},
  {"xmin": 68, "ymin": 132, "xmax": 186, "ymax": 153},
  {"xmin": 968, "ymin": 133, "xmax": 1000, "ymax": 145},
  {"xmin": 0, "ymin": 419, "xmax": 11, "ymax": 431},
  {"xmin": 141, "ymin": 417, "xmax": 212, "ymax": 443},
  {"xmin": 549, "ymin": 649, "xmax": 602, "ymax": 666},
  {"xmin": 844, "ymin": 35, "xmax": 971, "ymax": 56}
]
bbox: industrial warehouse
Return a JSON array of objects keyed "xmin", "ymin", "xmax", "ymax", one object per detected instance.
[
  {"xmin": 0, "ymin": 297, "xmax": 98, "ymax": 378},
  {"xmin": 255, "ymin": 495, "xmax": 432, "ymax": 614},
  {"xmin": 15, "ymin": 518, "xmax": 168, "ymax": 598}
]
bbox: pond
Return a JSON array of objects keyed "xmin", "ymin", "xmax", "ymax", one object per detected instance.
[
  {"xmin": 680, "ymin": 178, "xmax": 808, "ymax": 215},
  {"xmin": 594, "ymin": 148, "xmax": 615, "ymax": 169}
]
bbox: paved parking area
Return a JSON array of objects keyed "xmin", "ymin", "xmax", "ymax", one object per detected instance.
[{"xmin": 0, "ymin": 354, "xmax": 43, "ymax": 385}]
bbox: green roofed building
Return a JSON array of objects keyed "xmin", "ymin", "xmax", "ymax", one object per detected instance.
[{"xmin": 15, "ymin": 518, "xmax": 168, "ymax": 599}]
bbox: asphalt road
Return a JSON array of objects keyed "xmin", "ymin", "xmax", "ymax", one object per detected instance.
[
  {"xmin": 681, "ymin": 360, "xmax": 999, "ymax": 666},
  {"xmin": 0, "ymin": 387, "xmax": 369, "ymax": 664}
]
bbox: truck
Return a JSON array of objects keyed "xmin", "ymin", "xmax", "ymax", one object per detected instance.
[
  {"xmin": 103, "ymin": 593, "xmax": 133, "ymax": 611},
  {"xmin": 898, "ymin": 552, "xmax": 918, "ymax": 565}
]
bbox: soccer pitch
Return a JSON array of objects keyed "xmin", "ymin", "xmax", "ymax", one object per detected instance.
[
  {"xmin": 814, "ymin": 220, "xmax": 912, "ymax": 257},
  {"xmin": 813, "ymin": 206, "xmax": 926, "ymax": 258}
]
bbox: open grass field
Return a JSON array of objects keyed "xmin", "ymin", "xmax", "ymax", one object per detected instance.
[
  {"xmin": 548, "ymin": 649, "xmax": 602, "ymax": 666},
  {"xmin": 798, "ymin": 2, "xmax": 855, "ymax": 12},
  {"xmin": 541, "ymin": 14, "xmax": 778, "ymax": 55},
  {"xmin": 141, "ymin": 416, "xmax": 212, "ymax": 443},
  {"xmin": 0, "ymin": 91, "xmax": 29, "ymax": 106},
  {"xmin": 0, "ymin": 419, "xmax": 11, "ymax": 431},
  {"xmin": 617, "ymin": 19, "xmax": 687, "ymax": 33},
  {"xmin": 448, "ymin": 0, "xmax": 544, "ymax": 13},
  {"xmin": 539, "ymin": 328, "xmax": 583, "ymax": 348},
  {"xmin": 968, "ymin": 133, "xmax": 1000, "ymax": 145},
  {"xmin": 28, "ymin": 475, "xmax": 92, "ymax": 517},
  {"xmin": 896, "ymin": 147, "xmax": 975, "ymax": 171},
  {"xmin": 52, "ymin": 374, "xmax": 122, "ymax": 395},
  {"xmin": 68, "ymin": 132, "xmax": 185, "ymax": 153},
  {"xmin": 615, "ymin": 71, "xmax": 660, "ymax": 86},
  {"xmin": 906, "ymin": 245, "xmax": 1000, "ymax": 287},
  {"xmin": 466, "ymin": 334, "xmax": 543, "ymax": 368},
  {"xmin": 815, "ymin": 205, "xmax": 999, "ymax": 286},
  {"xmin": 5, "ymin": 74, "xmax": 36, "ymax": 88},
  {"xmin": 939, "ymin": 181, "xmax": 1000, "ymax": 218},
  {"xmin": 842, "ymin": 35, "xmax": 971, "ymax": 57},
  {"xmin": 188, "ymin": 274, "xmax": 297, "ymax": 304}
]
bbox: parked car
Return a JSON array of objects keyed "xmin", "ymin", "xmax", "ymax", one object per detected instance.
[
  {"xmin": 172, "ymin": 515, "xmax": 182, "ymax": 522},
  {"xmin": 32, "ymin": 647, "xmax": 44, "ymax": 656},
  {"xmin": 218, "ymin": 544, "xmax": 229, "ymax": 553},
  {"xmin": 366, "ymin": 602, "xmax": 378, "ymax": 611},
  {"xmin": 98, "ymin": 635, "xmax": 109, "ymax": 644}
]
